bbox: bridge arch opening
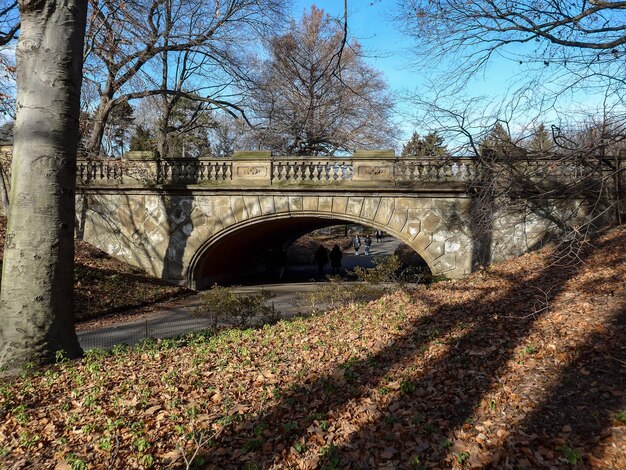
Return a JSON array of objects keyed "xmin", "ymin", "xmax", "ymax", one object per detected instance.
[{"xmin": 187, "ymin": 214, "xmax": 434, "ymax": 289}]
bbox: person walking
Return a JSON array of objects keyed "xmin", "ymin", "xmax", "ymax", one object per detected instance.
[
  {"xmin": 353, "ymin": 235, "xmax": 361, "ymax": 255},
  {"xmin": 314, "ymin": 244, "xmax": 329, "ymax": 277},
  {"xmin": 375, "ymin": 229, "xmax": 383, "ymax": 243},
  {"xmin": 330, "ymin": 244, "xmax": 342, "ymax": 274},
  {"xmin": 364, "ymin": 234, "xmax": 372, "ymax": 255}
]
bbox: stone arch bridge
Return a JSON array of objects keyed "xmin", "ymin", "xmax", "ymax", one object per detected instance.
[{"xmin": 75, "ymin": 150, "xmax": 624, "ymax": 289}]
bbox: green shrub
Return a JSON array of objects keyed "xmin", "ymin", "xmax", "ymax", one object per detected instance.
[{"xmin": 194, "ymin": 285, "xmax": 279, "ymax": 329}]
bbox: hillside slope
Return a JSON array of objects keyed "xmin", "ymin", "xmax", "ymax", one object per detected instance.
[
  {"xmin": 0, "ymin": 217, "xmax": 189, "ymax": 322},
  {"xmin": 0, "ymin": 226, "xmax": 624, "ymax": 468}
]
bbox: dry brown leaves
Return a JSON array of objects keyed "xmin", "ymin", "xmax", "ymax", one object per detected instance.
[{"xmin": 0, "ymin": 228, "xmax": 625, "ymax": 469}]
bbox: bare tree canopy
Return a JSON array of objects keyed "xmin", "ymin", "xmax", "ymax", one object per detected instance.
[
  {"xmin": 397, "ymin": 1, "xmax": 626, "ymax": 102},
  {"xmin": 248, "ymin": 6, "xmax": 397, "ymax": 156},
  {"xmin": 0, "ymin": 0, "xmax": 18, "ymax": 47},
  {"xmin": 82, "ymin": 0, "xmax": 286, "ymax": 156}
]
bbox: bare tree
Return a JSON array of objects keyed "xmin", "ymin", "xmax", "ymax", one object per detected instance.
[
  {"xmin": 0, "ymin": 1, "xmax": 18, "ymax": 118},
  {"xmin": 397, "ymin": 0, "xmax": 626, "ymax": 104},
  {"xmin": 395, "ymin": 1, "xmax": 625, "ymax": 258},
  {"xmin": 0, "ymin": 1, "xmax": 18, "ymax": 47},
  {"xmin": 82, "ymin": 0, "xmax": 284, "ymax": 157},
  {"xmin": 155, "ymin": 49, "xmax": 219, "ymax": 157},
  {"xmin": 247, "ymin": 5, "xmax": 397, "ymax": 156},
  {"xmin": 0, "ymin": 0, "xmax": 86, "ymax": 371}
]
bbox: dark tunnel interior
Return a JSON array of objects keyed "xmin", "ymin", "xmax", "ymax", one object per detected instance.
[
  {"xmin": 194, "ymin": 216, "xmax": 341, "ymax": 288},
  {"xmin": 193, "ymin": 216, "xmax": 432, "ymax": 289}
]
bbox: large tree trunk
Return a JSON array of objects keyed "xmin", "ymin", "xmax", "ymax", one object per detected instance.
[{"xmin": 0, "ymin": 0, "xmax": 87, "ymax": 371}]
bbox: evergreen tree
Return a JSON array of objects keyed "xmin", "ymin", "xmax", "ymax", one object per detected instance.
[
  {"xmin": 401, "ymin": 131, "xmax": 424, "ymax": 156},
  {"xmin": 401, "ymin": 131, "xmax": 447, "ymax": 156},
  {"xmin": 480, "ymin": 122, "xmax": 525, "ymax": 158},
  {"xmin": 423, "ymin": 132, "xmax": 447, "ymax": 156},
  {"xmin": 129, "ymin": 125, "xmax": 156, "ymax": 152},
  {"xmin": 529, "ymin": 123, "xmax": 554, "ymax": 153},
  {"xmin": 158, "ymin": 95, "xmax": 214, "ymax": 158},
  {"xmin": 211, "ymin": 121, "xmax": 236, "ymax": 158}
]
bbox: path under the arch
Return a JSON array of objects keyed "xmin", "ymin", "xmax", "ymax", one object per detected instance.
[{"xmin": 76, "ymin": 238, "xmax": 402, "ymax": 350}]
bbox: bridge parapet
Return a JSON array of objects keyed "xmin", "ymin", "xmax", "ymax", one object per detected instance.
[
  {"xmin": 76, "ymin": 150, "xmax": 624, "ymax": 198},
  {"xmin": 77, "ymin": 150, "xmax": 479, "ymax": 192}
]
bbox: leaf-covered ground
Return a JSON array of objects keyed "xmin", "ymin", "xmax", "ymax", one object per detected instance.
[
  {"xmin": 1, "ymin": 228, "xmax": 625, "ymax": 469},
  {"xmin": 0, "ymin": 217, "xmax": 189, "ymax": 322}
]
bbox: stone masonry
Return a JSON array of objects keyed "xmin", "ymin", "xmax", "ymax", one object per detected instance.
[{"xmin": 75, "ymin": 150, "xmax": 625, "ymax": 288}]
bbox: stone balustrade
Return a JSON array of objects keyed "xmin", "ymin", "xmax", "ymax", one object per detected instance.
[
  {"xmin": 76, "ymin": 149, "xmax": 625, "ymax": 197},
  {"xmin": 76, "ymin": 150, "xmax": 480, "ymax": 192}
]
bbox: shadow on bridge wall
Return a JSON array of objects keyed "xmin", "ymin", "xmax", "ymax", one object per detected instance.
[
  {"xmin": 76, "ymin": 193, "xmax": 172, "ymax": 279},
  {"xmin": 469, "ymin": 193, "xmax": 494, "ymax": 270},
  {"xmin": 75, "ymin": 191, "xmax": 89, "ymax": 240},
  {"xmin": 160, "ymin": 195, "xmax": 194, "ymax": 283}
]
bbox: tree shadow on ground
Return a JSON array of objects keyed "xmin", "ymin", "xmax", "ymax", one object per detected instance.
[
  {"xmin": 197, "ymin": 231, "xmax": 625, "ymax": 468},
  {"xmin": 492, "ymin": 292, "xmax": 625, "ymax": 466}
]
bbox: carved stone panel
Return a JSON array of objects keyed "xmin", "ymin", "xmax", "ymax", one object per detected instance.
[
  {"xmin": 234, "ymin": 164, "xmax": 268, "ymax": 179},
  {"xmin": 355, "ymin": 165, "xmax": 392, "ymax": 180}
]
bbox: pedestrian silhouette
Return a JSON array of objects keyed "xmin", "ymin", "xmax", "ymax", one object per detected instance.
[
  {"xmin": 364, "ymin": 234, "xmax": 372, "ymax": 255},
  {"xmin": 330, "ymin": 244, "xmax": 342, "ymax": 274},
  {"xmin": 353, "ymin": 235, "xmax": 361, "ymax": 255},
  {"xmin": 314, "ymin": 245, "xmax": 329, "ymax": 277}
]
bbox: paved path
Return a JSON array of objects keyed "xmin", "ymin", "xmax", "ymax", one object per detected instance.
[{"xmin": 77, "ymin": 238, "xmax": 401, "ymax": 350}]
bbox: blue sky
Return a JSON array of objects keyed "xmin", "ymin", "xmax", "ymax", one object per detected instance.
[
  {"xmin": 290, "ymin": 1, "xmax": 521, "ymax": 144},
  {"xmin": 290, "ymin": 1, "xmax": 619, "ymax": 149}
]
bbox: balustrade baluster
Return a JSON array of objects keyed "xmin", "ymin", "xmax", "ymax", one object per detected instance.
[
  {"xmin": 443, "ymin": 164, "xmax": 452, "ymax": 178},
  {"xmin": 412, "ymin": 163, "xmax": 419, "ymax": 180},
  {"xmin": 170, "ymin": 162, "xmax": 177, "ymax": 181}
]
